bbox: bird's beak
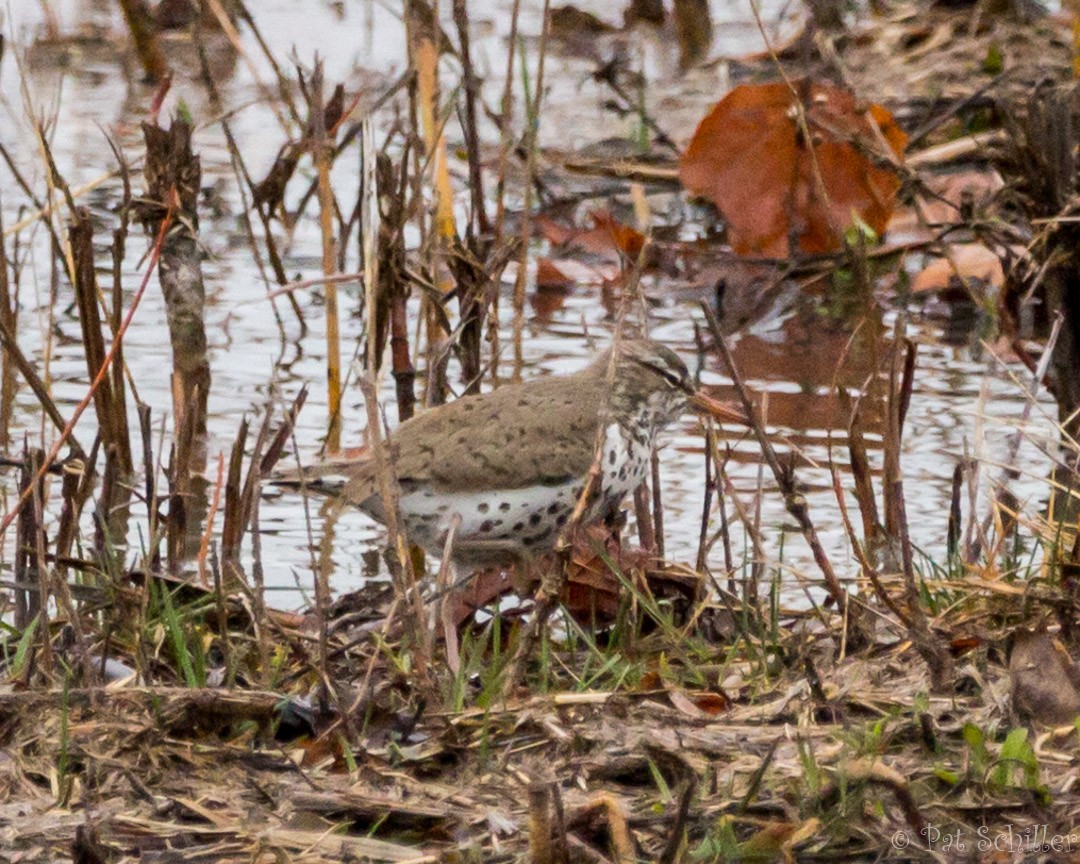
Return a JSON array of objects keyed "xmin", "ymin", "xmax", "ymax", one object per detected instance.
[{"xmin": 689, "ymin": 390, "xmax": 745, "ymax": 424}]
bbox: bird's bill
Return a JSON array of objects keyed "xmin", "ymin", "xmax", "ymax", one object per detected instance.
[{"xmin": 689, "ymin": 391, "xmax": 746, "ymax": 424}]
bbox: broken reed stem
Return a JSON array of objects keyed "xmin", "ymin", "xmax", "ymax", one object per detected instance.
[
  {"xmin": 511, "ymin": 0, "xmax": 552, "ymax": 381},
  {"xmin": 0, "ymin": 209, "xmax": 173, "ymax": 541},
  {"xmin": 312, "ymin": 62, "xmax": 343, "ymax": 454},
  {"xmin": 700, "ymin": 302, "xmax": 850, "ymax": 613}
]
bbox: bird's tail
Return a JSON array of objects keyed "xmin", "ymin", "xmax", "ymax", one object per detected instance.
[{"xmin": 266, "ymin": 449, "xmax": 371, "ymax": 496}]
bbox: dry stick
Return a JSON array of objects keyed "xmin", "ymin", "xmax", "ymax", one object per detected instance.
[
  {"xmin": 0, "ymin": 142, "xmax": 65, "ymax": 256},
  {"xmin": 970, "ymin": 315, "xmax": 1063, "ymax": 561},
  {"xmin": 717, "ymin": 467, "xmax": 825, "ymax": 624},
  {"xmin": 437, "ymin": 514, "xmax": 463, "ymax": 677},
  {"xmin": 0, "ymin": 209, "xmax": 173, "ymax": 540},
  {"xmin": 830, "ymin": 463, "xmax": 909, "ymax": 626},
  {"xmin": 0, "ymin": 310, "xmax": 79, "ymax": 452},
  {"xmin": 193, "ymin": 34, "xmax": 298, "ymax": 331},
  {"xmin": 747, "ymin": 0, "xmax": 838, "ymax": 244},
  {"xmin": 0, "ymin": 201, "xmax": 14, "ymax": 454},
  {"xmin": 358, "ymin": 377, "xmax": 432, "ymax": 685},
  {"xmin": 716, "ymin": 446, "xmax": 737, "ymax": 596},
  {"xmin": 311, "ymin": 62, "xmax": 344, "ymax": 455},
  {"xmin": 885, "ymin": 321, "xmax": 953, "ymax": 692},
  {"xmin": 694, "ymin": 420, "xmax": 715, "ymax": 574},
  {"xmin": 700, "ymin": 302, "xmax": 849, "ymax": 613},
  {"xmin": 29, "ymin": 448, "xmax": 53, "ymax": 677},
  {"xmin": 197, "ymin": 453, "xmax": 226, "ymax": 587},
  {"xmin": 406, "ymin": 5, "xmax": 454, "ymax": 408},
  {"xmin": 70, "ymin": 210, "xmax": 132, "ymax": 480},
  {"xmin": 451, "ymin": 0, "xmax": 490, "ymax": 236},
  {"xmin": 493, "ymin": 0, "xmax": 522, "ymax": 243},
  {"xmin": 14, "ymin": 448, "xmax": 43, "ymax": 630},
  {"xmin": 650, "ymin": 449, "xmax": 665, "ymax": 562},
  {"xmin": 511, "ymin": 0, "xmax": 552, "ymax": 382}
]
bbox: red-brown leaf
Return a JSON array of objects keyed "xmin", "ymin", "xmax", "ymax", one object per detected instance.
[{"xmin": 679, "ymin": 80, "xmax": 906, "ymax": 258}]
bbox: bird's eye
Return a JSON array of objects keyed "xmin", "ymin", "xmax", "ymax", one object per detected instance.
[{"xmin": 643, "ymin": 360, "xmax": 687, "ymax": 390}]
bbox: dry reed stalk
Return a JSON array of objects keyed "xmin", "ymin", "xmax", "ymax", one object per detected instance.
[
  {"xmin": 695, "ymin": 421, "xmax": 715, "ymax": 574},
  {"xmin": 650, "ymin": 450, "xmax": 665, "ymax": 561},
  {"xmin": 70, "ymin": 210, "xmax": 134, "ymax": 549},
  {"xmin": 701, "ymin": 302, "xmax": 852, "ymax": 618},
  {"xmin": 197, "ymin": 454, "xmax": 226, "ymax": 586},
  {"xmin": 116, "ymin": 0, "xmax": 169, "ymax": 82},
  {"xmin": 0, "ymin": 208, "xmax": 173, "ymax": 541},
  {"xmin": 221, "ymin": 418, "xmax": 248, "ymax": 567},
  {"xmin": 511, "ymin": 0, "xmax": 552, "ymax": 381},
  {"xmin": 358, "ymin": 375, "xmax": 432, "ymax": 685},
  {"xmin": 437, "ymin": 514, "xmax": 463, "ymax": 676},
  {"xmin": 830, "ymin": 460, "xmax": 908, "ymax": 625},
  {"xmin": 0, "ymin": 306, "xmax": 77, "ymax": 451},
  {"xmin": 633, "ymin": 483, "xmax": 657, "ymax": 553},
  {"xmin": 14, "ymin": 448, "xmax": 44, "ymax": 631},
  {"xmin": 230, "ymin": 0, "xmax": 303, "ymax": 127},
  {"xmin": 492, "ymin": 0, "xmax": 522, "ymax": 244},
  {"xmin": 193, "ymin": 35, "xmax": 300, "ymax": 331},
  {"xmin": 222, "ymin": 388, "xmax": 306, "ymax": 571},
  {"xmin": 29, "ymin": 448, "xmax": 53, "ymax": 677},
  {"xmin": 406, "ymin": 4, "xmax": 455, "ymax": 406},
  {"xmin": 54, "ymin": 440, "xmax": 98, "ymax": 574},
  {"xmin": 374, "ymin": 148, "xmax": 418, "ymax": 422},
  {"xmin": 311, "ymin": 62, "xmax": 344, "ymax": 454},
  {"xmin": 0, "ymin": 205, "xmax": 14, "ymax": 453},
  {"xmin": 883, "ymin": 321, "xmax": 954, "ymax": 691},
  {"xmin": 452, "ymin": 0, "xmax": 490, "ymax": 237}
]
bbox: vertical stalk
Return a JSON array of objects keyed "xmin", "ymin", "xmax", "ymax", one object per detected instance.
[
  {"xmin": 511, "ymin": 0, "xmax": 551, "ymax": 380},
  {"xmin": 311, "ymin": 61, "xmax": 343, "ymax": 453}
]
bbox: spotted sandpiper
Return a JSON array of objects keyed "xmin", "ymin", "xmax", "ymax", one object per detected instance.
[{"xmin": 291, "ymin": 338, "xmax": 740, "ymax": 569}]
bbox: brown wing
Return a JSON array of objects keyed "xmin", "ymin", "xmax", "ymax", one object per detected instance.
[{"xmin": 340, "ymin": 371, "xmax": 606, "ymax": 506}]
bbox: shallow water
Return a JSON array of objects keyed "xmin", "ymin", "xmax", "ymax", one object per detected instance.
[{"xmin": 0, "ymin": 1, "xmax": 1057, "ymax": 610}]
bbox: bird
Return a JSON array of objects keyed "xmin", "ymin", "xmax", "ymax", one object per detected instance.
[{"xmin": 282, "ymin": 338, "xmax": 741, "ymax": 572}]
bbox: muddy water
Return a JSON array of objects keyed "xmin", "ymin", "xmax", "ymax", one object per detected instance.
[{"xmin": 0, "ymin": 1, "xmax": 1056, "ymax": 608}]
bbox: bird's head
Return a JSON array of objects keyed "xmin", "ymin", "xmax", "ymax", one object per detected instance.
[{"xmin": 607, "ymin": 338, "xmax": 743, "ymax": 429}]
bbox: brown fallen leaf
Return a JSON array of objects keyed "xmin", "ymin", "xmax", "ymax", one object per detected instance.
[
  {"xmin": 911, "ymin": 243, "xmax": 1004, "ymax": 295},
  {"xmin": 679, "ymin": 80, "xmax": 906, "ymax": 258}
]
